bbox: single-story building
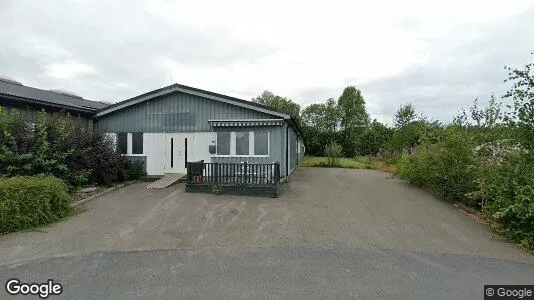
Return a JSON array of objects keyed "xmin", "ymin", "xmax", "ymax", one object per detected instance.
[
  {"xmin": 93, "ymin": 84, "xmax": 304, "ymax": 179},
  {"xmin": 1, "ymin": 76, "xmax": 304, "ymax": 182}
]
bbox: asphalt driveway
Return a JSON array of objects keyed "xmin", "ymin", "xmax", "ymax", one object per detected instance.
[{"xmin": 1, "ymin": 167, "xmax": 533, "ymax": 299}]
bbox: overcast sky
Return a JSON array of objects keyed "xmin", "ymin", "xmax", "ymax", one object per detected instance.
[{"xmin": 1, "ymin": 0, "xmax": 533, "ymax": 124}]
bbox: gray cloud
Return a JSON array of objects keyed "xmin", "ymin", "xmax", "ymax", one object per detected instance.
[
  {"xmin": 0, "ymin": 0, "xmax": 275, "ymax": 102},
  {"xmin": 360, "ymin": 7, "xmax": 534, "ymax": 124},
  {"xmin": 292, "ymin": 7, "xmax": 534, "ymax": 125},
  {"xmin": 1, "ymin": 0, "xmax": 533, "ymax": 125}
]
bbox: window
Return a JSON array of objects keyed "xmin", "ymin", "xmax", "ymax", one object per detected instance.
[
  {"xmin": 132, "ymin": 133, "xmax": 143, "ymax": 154},
  {"xmin": 216, "ymin": 132, "xmax": 230, "ymax": 155},
  {"xmin": 215, "ymin": 131, "xmax": 269, "ymax": 157},
  {"xmin": 117, "ymin": 133, "xmax": 127, "ymax": 154},
  {"xmin": 254, "ymin": 132, "xmax": 269, "ymax": 155},
  {"xmin": 235, "ymin": 132, "xmax": 249, "ymax": 155}
]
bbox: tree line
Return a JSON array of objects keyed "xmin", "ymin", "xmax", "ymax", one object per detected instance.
[
  {"xmin": 252, "ymin": 86, "xmax": 438, "ymax": 158},
  {"xmin": 253, "ymin": 53, "xmax": 534, "ymax": 249}
]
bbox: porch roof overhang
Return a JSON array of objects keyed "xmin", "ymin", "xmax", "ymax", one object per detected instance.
[{"xmin": 207, "ymin": 119, "xmax": 285, "ymax": 127}]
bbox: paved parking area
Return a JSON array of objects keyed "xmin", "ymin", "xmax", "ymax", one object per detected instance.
[{"xmin": 1, "ymin": 167, "xmax": 532, "ymax": 265}]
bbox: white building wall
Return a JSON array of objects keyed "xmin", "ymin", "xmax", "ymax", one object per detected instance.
[
  {"xmin": 144, "ymin": 133, "xmax": 166, "ymax": 175},
  {"xmin": 143, "ymin": 132, "xmax": 214, "ymax": 175}
]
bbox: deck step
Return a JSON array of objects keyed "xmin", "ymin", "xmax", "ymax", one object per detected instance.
[{"xmin": 146, "ymin": 173, "xmax": 183, "ymax": 189}]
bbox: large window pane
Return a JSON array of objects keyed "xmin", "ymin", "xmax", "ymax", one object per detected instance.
[
  {"xmin": 117, "ymin": 133, "xmax": 127, "ymax": 154},
  {"xmin": 132, "ymin": 133, "xmax": 143, "ymax": 154},
  {"xmin": 217, "ymin": 132, "xmax": 230, "ymax": 155},
  {"xmin": 254, "ymin": 132, "xmax": 268, "ymax": 155},
  {"xmin": 235, "ymin": 132, "xmax": 250, "ymax": 155}
]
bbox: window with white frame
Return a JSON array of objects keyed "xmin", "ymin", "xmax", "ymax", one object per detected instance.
[
  {"xmin": 115, "ymin": 132, "xmax": 144, "ymax": 155},
  {"xmin": 215, "ymin": 131, "xmax": 269, "ymax": 157}
]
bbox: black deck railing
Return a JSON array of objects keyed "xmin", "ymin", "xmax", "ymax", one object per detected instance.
[{"xmin": 186, "ymin": 161, "xmax": 280, "ymax": 186}]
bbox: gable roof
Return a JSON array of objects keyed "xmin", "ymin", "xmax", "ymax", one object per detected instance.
[
  {"xmin": 94, "ymin": 83, "xmax": 292, "ymax": 119},
  {"xmin": 0, "ymin": 80, "xmax": 108, "ymax": 113}
]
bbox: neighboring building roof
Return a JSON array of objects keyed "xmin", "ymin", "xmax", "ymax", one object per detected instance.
[
  {"xmin": 0, "ymin": 80, "xmax": 108, "ymax": 113},
  {"xmin": 94, "ymin": 83, "xmax": 293, "ymax": 119}
]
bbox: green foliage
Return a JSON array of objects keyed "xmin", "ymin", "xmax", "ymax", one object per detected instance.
[
  {"xmin": 469, "ymin": 153, "xmax": 534, "ymax": 248},
  {"xmin": 324, "ymin": 141, "xmax": 343, "ymax": 167},
  {"xmin": 0, "ymin": 176, "xmax": 71, "ymax": 234},
  {"xmin": 126, "ymin": 160, "xmax": 147, "ymax": 181},
  {"xmin": 252, "ymin": 90, "xmax": 301, "ymax": 118},
  {"xmin": 337, "ymin": 86, "xmax": 370, "ymax": 157},
  {"xmin": 356, "ymin": 119, "xmax": 393, "ymax": 156},
  {"xmin": 387, "ymin": 120, "xmax": 432, "ymax": 153},
  {"xmin": 301, "ymin": 156, "xmax": 370, "ymax": 169},
  {"xmin": 337, "ymin": 86, "xmax": 370, "ymax": 131},
  {"xmin": 396, "ymin": 126, "xmax": 478, "ymax": 206},
  {"xmin": 395, "ymin": 53, "xmax": 534, "ymax": 249},
  {"xmin": 394, "ymin": 103, "xmax": 417, "ymax": 128},
  {"xmin": 301, "ymin": 98, "xmax": 340, "ymax": 133},
  {"xmin": 504, "ymin": 58, "xmax": 534, "ymax": 153},
  {"xmin": 464, "ymin": 55, "xmax": 534, "ymax": 248},
  {"xmin": 297, "ymin": 86, "xmax": 378, "ymax": 157},
  {"xmin": 0, "ymin": 108, "xmax": 131, "ymax": 188}
]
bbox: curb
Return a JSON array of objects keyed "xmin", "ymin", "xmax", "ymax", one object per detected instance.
[
  {"xmin": 451, "ymin": 201, "xmax": 483, "ymax": 223},
  {"xmin": 71, "ymin": 180, "xmax": 138, "ymax": 207}
]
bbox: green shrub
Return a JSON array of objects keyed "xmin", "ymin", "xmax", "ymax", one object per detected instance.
[
  {"xmin": 396, "ymin": 126, "xmax": 478, "ymax": 207},
  {"xmin": 464, "ymin": 58, "xmax": 534, "ymax": 248},
  {"xmin": 469, "ymin": 153, "xmax": 534, "ymax": 248},
  {"xmin": 0, "ymin": 108, "xmax": 132, "ymax": 188},
  {"xmin": 0, "ymin": 176, "xmax": 71, "ymax": 234},
  {"xmin": 324, "ymin": 141, "xmax": 343, "ymax": 167},
  {"xmin": 125, "ymin": 160, "xmax": 146, "ymax": 181}
]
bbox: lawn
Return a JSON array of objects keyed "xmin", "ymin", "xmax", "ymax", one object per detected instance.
[{"xmin": 301, "ymin": 156, "xmax": 396, "ymax": 173}]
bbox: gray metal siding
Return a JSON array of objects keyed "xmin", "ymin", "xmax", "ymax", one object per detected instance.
[
  {"xmin": 289, "ymin": 126, "xmax": 298, "ymax": 173},
  {"xmin": 297, "ymin": 136, "xmax": 304, "ymax": 163},
  {"xmin": 211, "ymin": 126, "xmax": 285, "ymax": 174},
  {"xmin": 94, "ymin": 91, "xmax": 278, "ymax": 133}
]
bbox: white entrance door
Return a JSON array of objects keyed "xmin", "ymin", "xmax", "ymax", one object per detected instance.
[{"xmin": 165, "ymin": 133, "xmax": 193, "ymax": 173}]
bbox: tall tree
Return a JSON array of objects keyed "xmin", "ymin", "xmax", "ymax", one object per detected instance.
[
  {"xmin": 252, "ymin": 91, "xmax": 301, "ymax": 118},
  {"xmin": 394, "ymin": 103, "xmax": 416, "ymax": 128},
  {"xmin": 356, "ymin": 119, "xmax": 393, "ymax": 156},
  {"xmin": 301, "ymin": 98, "xmax": 340, "ymax": 133},
  {"xmin": 337, "ymin": 86, "xmax": 370, "ymax": 131},
  {"xmin": 336, "ymin": 86, "xmax": 370, "ymax": 157}
]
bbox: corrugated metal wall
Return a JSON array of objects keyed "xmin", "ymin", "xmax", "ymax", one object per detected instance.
[
  {"xmin": 94, "ymin": 91, "xmax": 278, "ymax": 133},
  {"xmin": 211, "ymin": 125, "xmax": 285, "ymax": 174},
  {"xmin": 93, "ymin": 90, "xmax": 302, "ymax": 177},
  {"xmin": 288, "ymin": 127, "xmax": 298, "ymax": 174},
  {"xmin": 297, "ymin": 136, "xmax": 304, "ymax": 163}
]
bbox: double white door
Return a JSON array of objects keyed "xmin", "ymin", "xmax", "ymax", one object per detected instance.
[{"xmin": 164, "ymin": 133, "xmax": 193, "ymax": 173}]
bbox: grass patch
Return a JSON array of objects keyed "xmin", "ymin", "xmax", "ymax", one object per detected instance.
[{"xmin": 301, "ymin": 156, "xmax": 396, "ymax": 172}]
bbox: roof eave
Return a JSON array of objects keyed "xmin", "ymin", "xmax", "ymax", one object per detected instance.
[
  {"xmin": 0, "ymin": 93, "xmax": 97, "ymax": 114},
  {"xmin": 94, "ymin": 85, "xmax": 291, "ymax": 119}
]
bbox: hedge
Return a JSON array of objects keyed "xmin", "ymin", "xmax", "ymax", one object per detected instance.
[{"xmin": 0, "ymin": 176, "xmax": 71, "ymax": 234}]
